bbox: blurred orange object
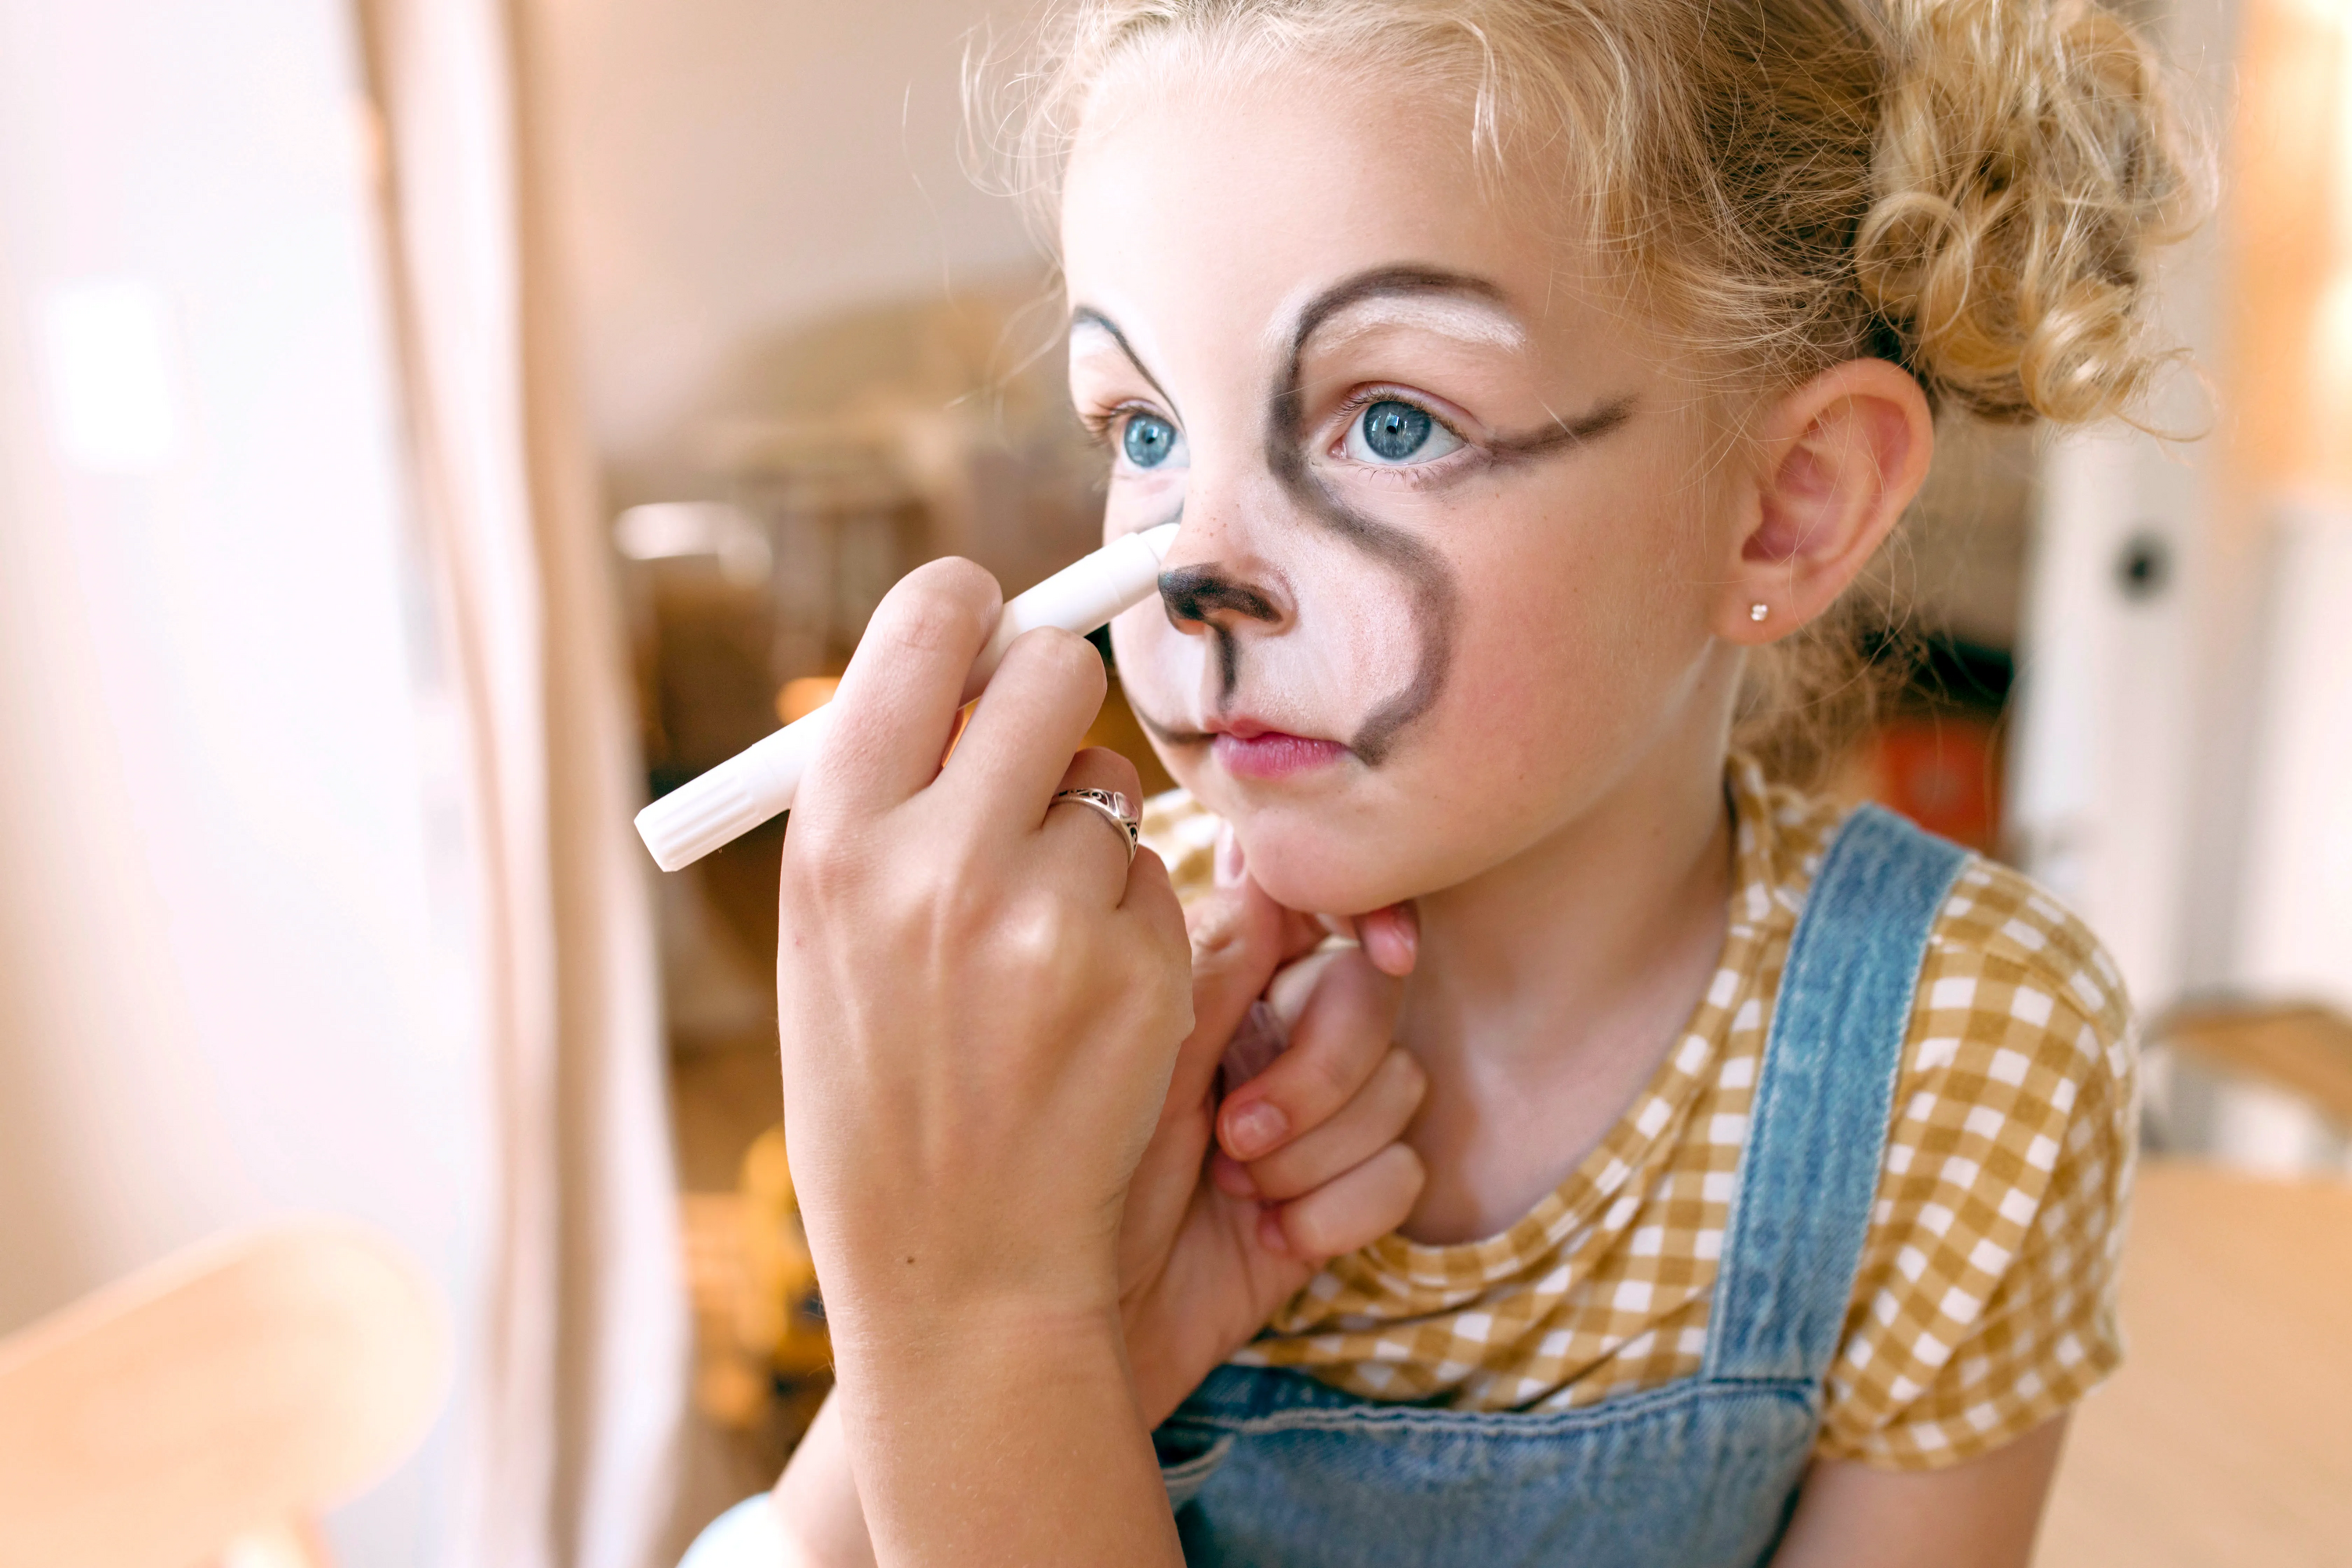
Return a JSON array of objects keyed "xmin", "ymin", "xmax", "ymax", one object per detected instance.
[
  {"xmin": 1857, "ymin": 713, "xmax": 2002, "ymax": 853},
  {"xmin": 681, "ymin": 1125, "xmax": 832, "ymax": 1433},
  {"xmin": 775, "ymin": 676, "xmax": 840, "ymax": 724},
  {"xmin": 738, "ymin": 1125, "xmax": 831, "ymax": 1379}
]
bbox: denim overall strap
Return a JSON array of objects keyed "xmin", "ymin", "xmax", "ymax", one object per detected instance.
[{"xmin": 1704, "ymin": 804, "xmax": 1969, "ymax": 1384}]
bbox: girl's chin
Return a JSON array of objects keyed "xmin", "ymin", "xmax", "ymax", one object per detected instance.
[
  {"xmin": 1250, "ymin": 869, "xmax": 1405, "ymax": 920},
  {"xmin": 1216, "ymin": 820, "xmax": 1411, "ymax": 917}
]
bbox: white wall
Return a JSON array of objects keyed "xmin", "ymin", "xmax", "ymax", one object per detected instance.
[
  {"xmin": 2009, "ymin": 426, "xmax": 2203, "ymax": 1008},
  {"xmin": 0, "ymin": 2, "xmax": 488, "ymax": 1561},
  {"xmin": 2006, "ymin": 0, "xmax": 2238, "ymax": 1018},
  {"xmin": 2232, "ymin": 509, "xmax": 2352, "ymax": 1008},
  {"xmin": 528, "ymin": 0, "xmax": 1041, "ymax": 496},
  {"xmin": 2012, "ymin": 0, "xmax": 2352, "ymax": 1033}
]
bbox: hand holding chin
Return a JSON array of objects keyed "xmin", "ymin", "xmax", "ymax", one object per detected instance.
[{"xmin": 1117, "ymin": 838, "xmax": 1428, "ymax": 1426}]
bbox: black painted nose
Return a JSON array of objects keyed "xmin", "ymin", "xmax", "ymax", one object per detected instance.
[{"xmin": 1158, "ymin": 564, "xmax": 1281, "ymax": 632}]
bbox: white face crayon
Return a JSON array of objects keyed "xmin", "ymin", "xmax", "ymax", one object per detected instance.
[{"xmin": 635, "ymin": 522, "xmax": 1181, "ymax": 872}]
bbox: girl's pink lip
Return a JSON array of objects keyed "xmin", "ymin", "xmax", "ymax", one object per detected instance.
[{"xmin": 1210, "ymin": 729, "xmax": 1350, "ymax": 780}]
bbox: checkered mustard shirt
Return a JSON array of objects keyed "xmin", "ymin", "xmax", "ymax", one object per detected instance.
[{"xmin": 1141, "ymin": 756, "xmax": 2134, "ymax": 1468}]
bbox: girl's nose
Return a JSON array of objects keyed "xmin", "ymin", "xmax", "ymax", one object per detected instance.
[
  {"xmin": 1152, "ymin": 475, "xmax": 1295, "ymax": 640},
  {"xmin": 1158, "ymin": 561, "xmax": 1286, "ymax": 637}
]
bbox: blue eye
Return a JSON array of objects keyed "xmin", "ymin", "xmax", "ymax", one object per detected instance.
[
  {"xmin": 1363, "ymin": 401, "xmax": 1431, "ymax": 459},
  {"xmin": 1342, "ymin": 399, "xmax": 1464, "ymax": 466},
  {"xmin": 1122, "ymin": 412, "xmax": 1181, "ymax": 469}
]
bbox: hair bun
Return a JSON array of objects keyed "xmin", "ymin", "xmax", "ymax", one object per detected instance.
[{"xmin": 1857, "ymin": 0, "xmax": 2202, "ymax": 426}]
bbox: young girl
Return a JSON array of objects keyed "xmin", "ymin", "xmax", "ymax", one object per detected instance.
[{"xmin": 693, "ymin": 0, "xmax": 2194, "ymax": 1562}]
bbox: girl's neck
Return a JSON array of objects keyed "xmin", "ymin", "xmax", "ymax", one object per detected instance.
[{"xmin": 1395, "ymin": 702, "xmax": 1738, "ymax": 1245}]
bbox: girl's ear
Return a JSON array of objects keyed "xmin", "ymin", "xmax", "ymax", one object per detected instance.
[{"xmin": 1712, "ymin": 359, "xmax": 1934, "ymax": 645}]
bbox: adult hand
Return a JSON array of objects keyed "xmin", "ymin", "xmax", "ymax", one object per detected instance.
[
  {"xmin": 772, "ymin": 815, "xmax": 1430, "ymax": 1563},
  {"xmin": 1117, "ymin": 837, "xmax": 1429, "ymax": 1425},
  {"xmin": 773, "ymin": 557, "xmax": 1192, "ymax": 1566}
]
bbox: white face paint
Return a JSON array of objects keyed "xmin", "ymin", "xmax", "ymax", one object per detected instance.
[{"xmin": 1287, "ymin": 293, "xmax": 1531, "ymax": 358}]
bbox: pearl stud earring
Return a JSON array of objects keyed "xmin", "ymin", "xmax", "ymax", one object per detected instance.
[{"xmin": 1749, "ymin": 602, "xmax": 1769, "ymax": 622}]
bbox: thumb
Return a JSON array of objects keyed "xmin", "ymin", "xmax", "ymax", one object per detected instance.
[{"xmin": 1172, "ymin": 875, "xmax": 1287, "ymax": 1118}]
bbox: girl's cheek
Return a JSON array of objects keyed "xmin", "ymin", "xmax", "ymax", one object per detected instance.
[
  {"xmin": 1101, "ymin": 473, "xmax": 1186, "ymax": 540},
  {"xmin": 1107, "ymin": 599, "xmax": 1189, "ymax": 711}
]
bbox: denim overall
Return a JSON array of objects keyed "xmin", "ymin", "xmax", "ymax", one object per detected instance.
[{"xmin": 1152, "ymin": 805, "xmax": 1969, "ymax": 1568}]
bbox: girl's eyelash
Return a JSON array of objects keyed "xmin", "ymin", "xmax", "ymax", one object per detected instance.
[
  {"xmin": 1079, "ymin": 400, "xmax": 1162, "ymax": 449},
  {"xmin": 1330, "ymin": 388, "xmax": 1467, "ymax": 442}
]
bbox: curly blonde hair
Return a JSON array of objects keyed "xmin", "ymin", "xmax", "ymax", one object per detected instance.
[{"xmin": 983, "ymin": 0, "xmax": 2201, "ymax": 778}]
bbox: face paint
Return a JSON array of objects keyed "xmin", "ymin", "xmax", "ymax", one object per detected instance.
[
  {"xmin": 1493, "ymin": 396, "xmax": 1636, "ymax": 463},
  {"xmin": 1294, "ymin": 292, "xmax": 1530, "ymax": 355},
  {"xmin": 1157, "ymin": 563, "xmax": 1280, "ymax": 703},
  {"xmin": 1071, "ymin": 307, "xmax": 1181, "ymax": 419},
  {"xmin": 1102, "ymin": 269, "xmax": 1638, "ymax": 766},
  {"xmin": 1265, "ymin": 267, "xmax": 1478, "ymax": 765}
]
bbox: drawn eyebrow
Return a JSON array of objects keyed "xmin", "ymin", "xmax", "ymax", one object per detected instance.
[
  {"xmin": 1292, "ymin": 270, "xmax": 1638, "ymax": 464},
  {"xmin": 1298, "ymin": 292, "xmax": 1530, "ymax": 354},
  {"xmin": 1289, "ymin": 267, "xmax": 1515, "ymax": 361},
  {"xmin": 1069, "ymin": 306, "xmax": 1181, "ymax": 422}
]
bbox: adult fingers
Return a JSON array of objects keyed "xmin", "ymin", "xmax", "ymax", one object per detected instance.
[
  {"xmin": 1167, "ymin": 877, "xmax": 1289, "ymax": 1126},
  {"xmin": 1117, "ymin": 844, "xmax": 1188, "ymax": 964},
  {"xmin": 945, "ymin": 627, "xmax": 1106, "ymax": 829},
  {"xmin": 1355, "ymin": 903, "xmax": 1421, "ymax": 978},
  {"xmin": 1216, "ymin": 948, "xmax": 1401, "ymax": 1163},
  {"xmin": 1313, "ymin": 904, "xmax": 1419, "ymax": 978},
  {"xmin": 1036, "ymin": 747, "xmax": 1145, "ymax": 904},
  {"xmin": 1261, "ymin": 1142, "xmax": 1425, "ymax": 1261},
  {"xmin": 803, "ymin": 557, "xmax": 1002, "ymax": 811},
  {"xmin": 1240, "ymin": 1046, "xmax": 1427, "ymax": 1204}
]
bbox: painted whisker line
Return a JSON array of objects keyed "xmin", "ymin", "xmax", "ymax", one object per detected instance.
[
  {"xmin": 1127, "ymin": 701, "xmax": 1214, "ymax": 750},
  {"xmin": 1492, "ymin": 395, "xmax": 1638, "ymax": 461}
]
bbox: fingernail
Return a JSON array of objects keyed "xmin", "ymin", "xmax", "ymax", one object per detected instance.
[
  {"xmin": 1368, "ymin": 902, "xmax": 1420, "ymax": 977},
  {"xmin": 1224, "ymin": 1098, "xmax": 1289, "ymax": 1160},
  {"xmin": 1215, "ymin": 824, "xmax": 1247, "ymax": 887}
]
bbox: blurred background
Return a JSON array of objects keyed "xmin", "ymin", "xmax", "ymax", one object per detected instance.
[{"xmin": 0, "ymin": 0, "xmax": 2347, "ymax": 1564}]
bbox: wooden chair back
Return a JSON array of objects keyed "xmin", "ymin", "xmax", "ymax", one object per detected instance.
[{"xmin": 0, "ymin": 1223, "xmax": 446, "ymax": 1568}]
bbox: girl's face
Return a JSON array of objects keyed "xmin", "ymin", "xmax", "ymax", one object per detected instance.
[{"xmin": 1065, "ymin": 61, "xmax": 1748, "ymax": 915}]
